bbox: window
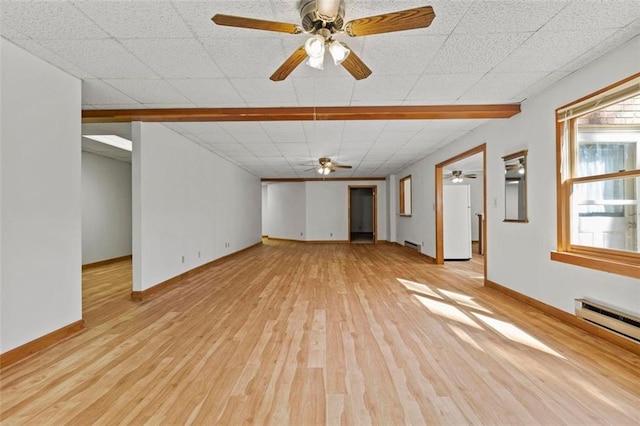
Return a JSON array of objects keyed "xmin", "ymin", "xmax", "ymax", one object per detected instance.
[
  {"xmin": 554, "ymin": 73, "xmax": 640, "ymax": 278},
  {"xmin": 400, "ymin": 175, "xmax": 412, "ymax": 216}
]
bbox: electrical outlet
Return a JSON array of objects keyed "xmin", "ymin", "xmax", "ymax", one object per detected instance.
[
  {"xmin": 330, "ymin": 232, "xmax": 333, "ymax": 237},
  {"xmin": 300, "ymin": 232, "xmax": 303, "ymax": 236},
  {"xmin": 181, "ymin": 256, "xmax": 185, "ymax": 263},
  {"xmin": 422, "ymin": 241, "xmax": 424, "ymax": 246},
  {"xmin": 198, "ymin": 251, "xmax": 201, "ymax": 258}
]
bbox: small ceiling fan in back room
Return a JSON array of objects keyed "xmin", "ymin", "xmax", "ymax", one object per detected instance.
[{"xmin": 212, "ymin": 0, "xmax": 435, "ymax": 81}]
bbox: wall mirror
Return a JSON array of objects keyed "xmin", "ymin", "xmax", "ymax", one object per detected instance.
[{"xmin": 502, "ymin": 150, "xmax": 528, "ymax": 222}]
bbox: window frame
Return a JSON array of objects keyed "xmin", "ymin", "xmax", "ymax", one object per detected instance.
[
  {"xmin": 399, "ymin": 175, "xmax": 412, "ymax": 216},
  {"xmin": 553, "ymin": 73, "xmax": 640, "ymax": 279}
]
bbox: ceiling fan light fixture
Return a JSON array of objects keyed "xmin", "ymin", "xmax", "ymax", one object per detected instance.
[
  {"xmin": 318, "ymin": 166, "xmax": 332, "ymax": 175},
  {"xmin": 306, "ymin": 54, "xmax": 325, "ymax": 70},
  {"xmin": 305, "ymin": 35, "xmax": 325, "ymax": 57},
  {"xmin": 452, "ymin": 177, "xmax": 462, "ymax": 183},
  {"xmin": 316, "ymin": 0, "xmax": 342, "ymax": 20},
  {"xmin": 328, "ymin": 40, "xmax": 350, "ymax": 65}
]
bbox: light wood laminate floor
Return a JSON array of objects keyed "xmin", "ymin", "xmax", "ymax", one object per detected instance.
[{"xmin": 1, "ymin": 241, "xmax": 639, "ymax": 425}]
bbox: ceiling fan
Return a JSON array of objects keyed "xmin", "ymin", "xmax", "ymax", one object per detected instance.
[
  {"xmin": 305, "ymin": 157, "xmax": 353, "ymax": 175},
  {"xmin": 445, "ymin": 170, "xmax": 477, "ymax": 183},
  {"xmin": 505, "ymin": 158, "xmax": 526, "ymax": 174},
  {"xmin": 212, "ymin": 0, "xmax": 435, "ymax": 81}
]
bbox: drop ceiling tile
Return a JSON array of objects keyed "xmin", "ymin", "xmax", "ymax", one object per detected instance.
[
  {"xmin": 7, "ymin": 39, "xmax": 95, "ymax": 79},
  {"xmin": 232, "ymin": 133, "xmax": 273, "ymax": 145},
  {"xmin": 198, "ymin": 134, "xmax": 239, "ymax": 145},
  {"xmin": 104, "ymin": 79, "xmax": 191, "ymax": 104},
  {"xmin": 558, "ymin": 19, "xmax": 640, "ymax": 73},
  {"xmin": 375, "ymin": 131, "xmax": 417, "ymax": 145},
  {"xmin": 459, "ymin": 72, "xmax": 550, "ymax": 103},
  {"xmin": 214, "ymin": 144, "xmax": 251, "ymax": 155},
  {"xmin": 230, "ymin": 78, "xmax": 298, "ymax": 104},
  {"xmin": 343, "ymin": 120, "xmax": 387, "ymax": 134},
  {"xmin": 414, "ymin": 0, "xmax": 474, "ymax": 35},
  {"xmin": 82, "ymin": 79, "xmax": 137, "ymax": 105},
  {"xmin": 269, "ymin": 132, "xmax": 307, "ymax": 143},
  {"xmin": 425, "ymin": 32, "xmax": 531, "ymax": 74},
  {"xmin": 352, "ymin": 75, "xmax": 419, "ymax": 102},
  {"xmin": 1, "ymin": 1, "xmax": 109, "ymax": 39},
  {"xmin": 454, "ymin": 1, "xmax": 570, "ymax": 34},
  {"xmin": 260, "ymin": 121, "xmax": 305, "ymax": 134},
  {"xmin": 121, "ymin": 39, "xmax": 224, "ymax": 79},
  {"xmin": 292, "ymin": 77, "xmax": 356, "ymax": 105},
  {"xmin": 383, "ymin": 120, "xmax": 430, "ymax": 132},
  {"xmin": 406, "ymin": 73, "xmax": 484, "ymax": 103},
  {"xmin": 218, "ymin": 122, "xmax": 265, "ymax": 134},
  {"xmin": 175, "ymin": 1, "xmax": 277, "ymax": 39},
  {"xmin": 543, "ymin": 0, "xmax": 640, "ymax": 31},
  {"xmin": 202, "ymin": 38, "xmax": 287, "ymax": 79},
  {"xmin": 303, "ymin": 121, "xmax": 345, "ymax": 135},
  {"xmin": 514, "ymin": 71, "xmax": 571, "ymax": 101},
  {"xmin": 172, "ymin": 122, "xmax": 227, "ymax": 135},
  {"xmin": 359, "ymin": 35, "xmax": 447, "ymax": 75},
  {"xmin": 494, "ymin": 29, "xmax": 618, "ymax": 73},
  {"xmin": 167, "ymin": 79, "xmax": 245, "ymax": 106},
  {"xmin": 276, "ymin": 143, "xmax": 311, "ymax": 157},
  {"xmin": 0, "ymin": 24, "xmax": 29, "ymax": 39},
  {"xmin": 245, "ymin": 144, "xmax": 282, "ymax": 156},
  {"xmin": 37, "ymin": 39, "xmax": 157, "ymax": 79},
  {"xmin": 73, "ymin": 0, "xmax": 192, "ymax": 39}
]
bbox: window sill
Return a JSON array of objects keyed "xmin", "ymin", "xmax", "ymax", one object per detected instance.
[{"xmin": 550, "ymin": 251, "xmax": 640, "ymax": 279}]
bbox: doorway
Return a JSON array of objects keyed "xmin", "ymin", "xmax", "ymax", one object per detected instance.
[
  {"xmin": 435, "ymin": 145, "xmax": 487, "ymax": 277},
  {"xmin": 348, "ymin": 186, "xmax": 377, "ymax": 243}
]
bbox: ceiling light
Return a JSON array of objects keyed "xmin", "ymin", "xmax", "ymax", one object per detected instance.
[
  {"xmin": 328, "ymin": 40, "xmax": 350, "ymax": 65},
  {"xmin": 317, "ymin": 166, "xmax": 332, "ymax": 175},
  {"xmin": 83, "ymin": 135, "xmax": 132, "ymax": 151},
  {"xmin": 306, "ymin": 54, "xmax": 324, "ymax": 70},
  {"xmin": 452, "ymin": 177, "xmax": 462, "ymax": 183},
  {"xmin": 305, "ymin": 35, "xmax": 325, "ymax": 58}
]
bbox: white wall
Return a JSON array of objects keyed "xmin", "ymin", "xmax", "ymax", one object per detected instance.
[
  {"xmin": 261, "ymin": 184, "xmax": 268, "ymax": 236},
  {"xmin": 0, "ymin": 39, "xmax": 82, "ymax": 353},
  {"xmin": 132, "ymin": 122, "xmax": 261, "ymax": 292},
  {"xmin": 265, "ymin": 182, "xmax": 306, "ymax": 240},
  {"xmin": 265, "ymin": 180, "xmax": 388, "ymax": 241},
  {"xmin": 82, "ymin": 152, "xmax": 132, "ymax": 264},
  {"xmin": 395, "ymin": 35, "xmax": 640, "ymax": 315}
]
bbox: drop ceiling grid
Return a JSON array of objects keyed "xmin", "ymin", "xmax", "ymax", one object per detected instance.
[{"xmin": 2, "ymin": 0, "xmax": 640, "ymax": 179}]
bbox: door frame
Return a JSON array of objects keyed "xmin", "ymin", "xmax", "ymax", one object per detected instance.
[
  {"xmin": 348, "ymin": 185, "xmax": 377, "ymax": 243},
  {"xmin": 435, "ymin": 144, "xmax": 487, "ymax": 277}
]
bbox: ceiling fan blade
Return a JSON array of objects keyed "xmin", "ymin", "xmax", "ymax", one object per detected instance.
[
  {"xmin": 212, "ymin": 14, "xmax": 302, "ymax": 34},
  {"xmin": 345, "ymin": 6, "xmax": 435, "ymax": 37},
  {"xmin": 270, "ymin": 46, "xmax": 307, "ymax": 81},
  {"xmin": 332, "ymin": 164, "xmax": 353, "ymax": 169},
  {"xmin": 464, "ymin": 174, "xmax": 477, "ymax": 178},
  {"xmin": 340, "ymin": 44, "xmax": 372, "ymax": 80}
]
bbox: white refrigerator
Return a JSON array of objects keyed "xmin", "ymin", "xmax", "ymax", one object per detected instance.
[{"xmin": 443, "ymin": 185, "xmax": 472, "ymax": 260}]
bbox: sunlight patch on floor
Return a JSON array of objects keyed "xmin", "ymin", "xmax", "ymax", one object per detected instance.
[
  {"xmin": 448, "ymin": 325, "xmax": 484, "ymax": 352},
  {"xmin": 414, "ymin": 295, "xmax": 481, "ymax": 329},
  {"xmin": 473, "ymin": 313, "xmax": 565, "ymax": 359},
  {"xmin": 397, "ymin": 278, "xmax": 443, "ymax": 300},
  {"xmin": 439, "ymin": 289, "xmax": 492, "ymax": 314}
]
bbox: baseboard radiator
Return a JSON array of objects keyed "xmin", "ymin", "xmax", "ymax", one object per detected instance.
[
  {"xmin": 404, "ymin": 241, "xmax": 421, "ymax": 253},
  {"xmin": 575, "ymin": 299, "xmax": 640, "ymax": 342}
]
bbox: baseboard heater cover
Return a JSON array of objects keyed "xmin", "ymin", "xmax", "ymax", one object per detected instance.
[
  {"xmin": 575, "ymin": 298, "xmax": 640, "ymax": 342},
  {"xmin": 404, "ymin": 241, "xmax": 420, "ymax": 253}
]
